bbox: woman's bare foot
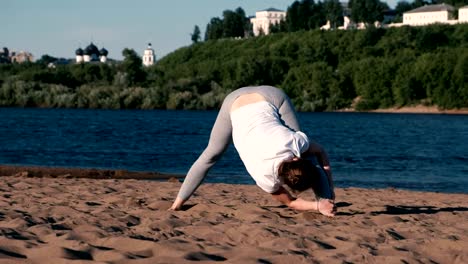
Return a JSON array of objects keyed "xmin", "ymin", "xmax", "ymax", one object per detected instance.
[{"xmin": 318, "ymin": 199, "xmax": 336, "ymax": 217}]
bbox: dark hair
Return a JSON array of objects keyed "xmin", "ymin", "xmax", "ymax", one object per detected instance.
[{"xmin": 278, "ymin": 158, "xmax": 320, "ymax": 192}]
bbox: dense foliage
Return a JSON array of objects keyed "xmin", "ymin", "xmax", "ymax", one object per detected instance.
[
  {"xmin": 204, "ymin": 7, "xmax": 252, "ymax": 40},
  {"xmin": 152, "ymin": 23, "xmax": 468, "ymax": 111},
  {"xmin": 1, "ymin": 24, "xmax": 467, "ymax": 111}
]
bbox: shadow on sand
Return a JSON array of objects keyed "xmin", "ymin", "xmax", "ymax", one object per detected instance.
[{"xmin": 371, "ymin": 205, "xmax": 468, "ymax": 215}]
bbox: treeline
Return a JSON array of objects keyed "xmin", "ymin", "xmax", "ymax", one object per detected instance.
[
  {"xmin": 155, "ymin": 23, "xmax": 468, "ymax": 111},
  {"xmin": 1, "ymin": 24, "xmax": 467, "ymax": 111},
  {"xmin": 196, "ymin": 0, "xmax": 468, "ymax": 38}
]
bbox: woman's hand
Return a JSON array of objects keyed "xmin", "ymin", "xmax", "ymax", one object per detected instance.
[
  {"xmin": 271, "ymin": 187, "xmax": 335, "ymax": 217},
  {"xmin": 317, "ymin": 198, "xmax": 336, "ymax": 217}
]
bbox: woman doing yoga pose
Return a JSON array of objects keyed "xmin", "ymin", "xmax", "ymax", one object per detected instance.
[{"xmin": 170, "ymin": 86, "xmax": 336, "ymax": 216}]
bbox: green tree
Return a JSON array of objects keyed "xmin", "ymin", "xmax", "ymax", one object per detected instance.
[
  {"xmin": 309, "ymin": 1, "xmax": 326, "ymax": 29},
  {"xmin": 414, "ymin": 25, "xmax": 449, "ymax": 52},
  {"xmin": 286, "ymin": 1, "xmax": 301, "ymax": 32},
  {"xmin": 0, "ymin": 47, "xmax": 10, "ymax": 64},
  {"xmin": 286, "ymin": 0, "xmax": 316, "ymax": 31},
  {"xmin": 329, "ymin": 64, "xmax": 356, "ymax": 109},
  {"xmin": 205, "ymin": 17, "xmax": 224, "ymax": 40},
  {"xmin": 191, "ymin": 25, "xmax": 201, "ymax": 44},
  {"xmin": 36, "ymin": 54, "xmax": 58, "ymax": 65},
  {"xmin": 392, "ymin": 62, "xmax": 425, "ymax": 106},
  {"xmin": 395, "ymin": 1, "xmax": 413, "ymax": 15},
  {"xmin": 285, "ymin": 0, "xmax": 326, "ymax": 31},
  {"xmin": 83, "ymin": 63, "xmax": 102, "ymax": 83},
  {"xmin": 1, "ymin": 47, "xmax": 9, "ymax": 57},
  {"xmin": 297, "ymin": 0, "xmax": 314, "ymax": 29},
  {"xmin": 451, "ymin": 51, "xmax": 468, "ymax": 108},
  {"xmin": 411, "ymin": 0, "xmax": 429, "ymax": 8},
  {"xmin": 392, "ymin": 1, "xmax": 413, "ymax": 23},
  {"xmin": 204, "ymin": 7, "xmax": 249, "ymax": 40},
  {"xmin": 269, "ymin": 20, "xmax": 288, "ymax": 33},
  {"xmin": 121, "ymin": 48, "xmax": 146, "ymax": 86},
  {"xmin": 352, "ymin": 57, "xmax": 395, "ymax": 110},
  {"xmin": 323, "ymin": 0, "xmax": 344, "ymax": 28},
  {"xmin": 349, "ymin": 0, "xmax": 385, "ymax": 25},
  {"xmin": 222, "ymin": 7, "xmax": 248, "ymax": 38},
  {"xmin": 99, "ymin": 63, "xmax": 115, "ymax": 85},
  {"xmin": 282, "ymin": 62, "xmax": 335, "ymax": 111}
]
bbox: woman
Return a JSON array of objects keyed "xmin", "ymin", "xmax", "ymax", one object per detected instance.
[{"xmin": 170, "ymin": 86, "xmax": 336, "ymax": 217}]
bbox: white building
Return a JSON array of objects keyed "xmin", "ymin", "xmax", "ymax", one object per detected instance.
[
  {"xmin": 75, "ymin": 42, "xmax": 108, "ymax": 63},
  {"xmin": 142, "ymin": 43, "xmax": 156, "ymax": 67},
  {"xmin": 459, "ymin": 6, "xmax": 468, "ymax": 23},
  {"xmin": 403, "ymin": 4, "xmax": 456, "ymax": 26},
  {"xmin": 10, "ymin": 51, "xmax": 34, "ymax": 63},
  {"xmin": 250, "ymin": 8, "xmax": 286, "ymax": 36}
]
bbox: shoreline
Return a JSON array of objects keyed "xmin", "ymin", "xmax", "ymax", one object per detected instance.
[
  {"xmin": 2, "ymin": 105, "xmax": 468, "ymax": 114},
  {"xmin": 336, "ymin": 105, "xmax": 468, "ymax": 115},
  {"xmin": 0, "ymin": 164, "xmax": 184, "ymax": 181},
  {"xmin": 1, "ymin": 164, "xmax": 466, "ymax": 195}
]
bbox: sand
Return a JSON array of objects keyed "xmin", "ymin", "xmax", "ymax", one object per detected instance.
[{"xmin": 0, "ymin": 168, "xmax": 467, "ymax": 263}]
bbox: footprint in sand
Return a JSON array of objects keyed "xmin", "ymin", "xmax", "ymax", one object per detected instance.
[
  {"xmin": 184, "ymin": 251, "xmax": 227, "ymax": 261},
  {"xmin": 0, "ymin": 246, "xmax": 27, "ymax": 259},
  {"xmin": 62, "ymin": 247, "xmax": 93, "ymax": 260},
  {"xmin": 121, "ymin": 215, "xmax": 140, "ymax": 227},
  {"xmin": 386, "ymin": 228, "xmax": 406, "ymax": 240},
  {"xmin": 311, "ymin": 239, "xmax": 336, "ymax": 250}
]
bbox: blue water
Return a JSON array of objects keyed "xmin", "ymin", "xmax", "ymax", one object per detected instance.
[{"xmin": 1, "ymin": 108, "xmax": 467, "ymax": 194}]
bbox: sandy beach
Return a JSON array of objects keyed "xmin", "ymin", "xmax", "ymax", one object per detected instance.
[{"xmin": 0, "ymin": 167, "xmax": 467, "ymax": 263}]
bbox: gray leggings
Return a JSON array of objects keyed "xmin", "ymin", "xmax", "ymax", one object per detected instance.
[{"xmin": 177, "ymin": 86, "xmax": 332, "ymax": 200}]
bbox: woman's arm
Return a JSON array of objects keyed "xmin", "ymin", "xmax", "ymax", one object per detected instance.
[
  {"xmin": 306, "ymin": 142, "xmax": 335, "ymax": 199},
  {"xmin": 271, "ymin": 186, "xmax": 335, "ymax": 216},
  {"xmin": 306, "ymin": 141, "xmax": 330, "ymax": 167}
]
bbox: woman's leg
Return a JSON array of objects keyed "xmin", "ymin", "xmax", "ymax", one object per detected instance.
[
  {"xmin": 256, "ymin": 86, "xmax": 301, "ymax": 132},
  {"xmin": 176, "ymin": 92, "xmax": 237, "ymax": 201},
  {"xmin": 276, "ymin": 91, "xmax": 301, "ymax": 132}
]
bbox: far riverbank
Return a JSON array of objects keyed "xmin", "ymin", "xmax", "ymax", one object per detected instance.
[{"xmin": 337, "ymin": 105, "xmax": 468, "ymax": 115}]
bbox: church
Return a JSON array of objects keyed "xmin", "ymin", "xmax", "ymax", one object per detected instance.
[
  {"xmin": 75, "ymin": 42, "xmax": 108, "ymax": 63},
  {"xmin": 142, "ymin": 43, "xmax": 156, "ymax": 66}
]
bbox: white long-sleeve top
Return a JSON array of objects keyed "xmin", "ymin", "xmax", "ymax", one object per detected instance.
[{"xmin": 231, "ymin": 101, "xmax": 310, "ymax": 193}]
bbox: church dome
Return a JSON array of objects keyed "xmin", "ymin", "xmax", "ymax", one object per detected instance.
[
  {"xmin": 100, "ymin": 48, "xmax": 108, "ymax": 56},
  {"xmin": 75, "ymin": 48, "xmax": 83, "ymax": 55},
  {"xmin": 84, "ymin": 42, "xmax": 99, "ymax": 56}
]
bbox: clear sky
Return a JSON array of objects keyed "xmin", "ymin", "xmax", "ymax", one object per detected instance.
[{"xmin": 2, "ymin": 0, "xmax": 398, "ymax": 61}]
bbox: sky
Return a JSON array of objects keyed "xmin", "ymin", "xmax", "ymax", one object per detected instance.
[{"xmin": 3, "ymin": 0, "xmax": 399, "ymax": 61}]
